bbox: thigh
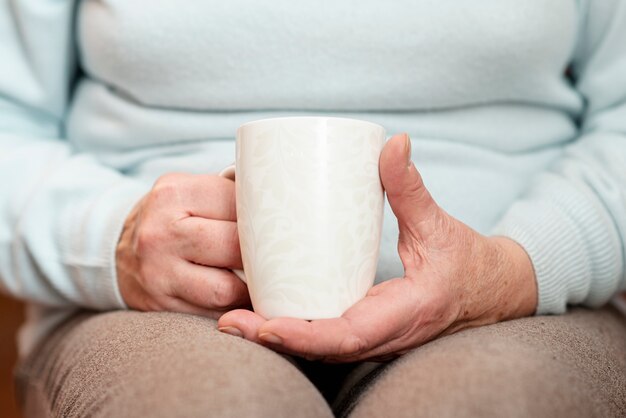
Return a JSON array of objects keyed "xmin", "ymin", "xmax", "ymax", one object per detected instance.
[
  {"xmin": 15, "ymin": 310, "xmax": 333, "ymax": 418},
  {"xmin": 343, "ymin": 306, "xmax": 626, "ymax": 418}
]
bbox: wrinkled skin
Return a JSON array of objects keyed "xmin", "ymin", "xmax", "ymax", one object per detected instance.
[{"xmin": 116, "ymin": 173, "xmax": 250, "ymax": 319}]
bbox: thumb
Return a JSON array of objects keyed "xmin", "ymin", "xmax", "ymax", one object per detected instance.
[{"xmin": 380, "ymin": 133, "xmax": 440, "ymax": 236}]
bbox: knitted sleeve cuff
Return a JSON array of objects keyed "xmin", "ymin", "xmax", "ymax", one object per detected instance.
[{"xmin": 491, "ymin": 177, "xmax": 623, "ymax": 314}]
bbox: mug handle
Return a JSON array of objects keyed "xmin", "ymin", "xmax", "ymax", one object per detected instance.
[{"xmin": 218, "ymin": 164, "xmax": 247, "ymax": 284}]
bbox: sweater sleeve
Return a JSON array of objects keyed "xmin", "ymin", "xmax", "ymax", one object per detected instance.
[
  {"xmin": 492, "ymin": 0, "xmax": 626, "ymax": 314},
  {"xmin": 0, "ymin": 1, "xmax": 147, "ymax": 309}
]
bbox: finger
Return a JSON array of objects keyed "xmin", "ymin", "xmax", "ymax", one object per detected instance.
[
  {"xmin": 173, "ymin": 217, "xmax": 242, "ymax": 269},
  {"xmin": 153, "ymin": 173, "xmax": 237, "ymax": 221},
  {"xmin": 219, "ymin": 311, "xmax": 325, "ymax": 360},
  {"xmin": 379, "ymin": 134, "xmax": 439, "ymax": 231},
  {"xmin": 256, "ymin": 278, "xmax": 416, "ymax": 360},
  {"xmin": 170, "ymin": 261, "xmax": 250, "ymax": 310},
  {"xmin": 218, "ymin": 309, "xmax": 267, "ymax": 341}
]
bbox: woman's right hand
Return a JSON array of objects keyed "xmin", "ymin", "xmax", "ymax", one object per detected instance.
[{"xmin": 116, "ymin": 173, "xmax": 250, "ymax": 319}]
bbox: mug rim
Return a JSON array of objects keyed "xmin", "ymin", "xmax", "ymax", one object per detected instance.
[{"xmin": 237, "ymin": 116, "xmax": 385, "ymax": 135}]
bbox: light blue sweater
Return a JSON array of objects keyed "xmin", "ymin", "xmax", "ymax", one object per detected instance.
[{"xmin": 1, "ymin": 0, "xmax": 625, "ymax": 355}]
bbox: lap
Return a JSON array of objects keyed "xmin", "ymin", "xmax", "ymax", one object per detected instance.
[
  {"xmin": 15, "ymin": 305, "xmax": 626, "ymax": 418},
  {"xmin": 342, "ymin": 305, "xmax": 626, "ymax": 418},
  {"xmin": 15, "ymin": 310, "xmax": 333, "ymax": 418}
]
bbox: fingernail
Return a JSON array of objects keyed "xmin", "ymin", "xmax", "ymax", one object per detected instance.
[
  {"xmin": 219, "ymin": 326, "xmax": 243, "ymax": 338},
  {"xmin": 259, "ymin": 332, "xmax": 283, "ymax": 345},
  {"xmin": 403, "ymin": 133, "xmax": 412, "ymax": 168}
]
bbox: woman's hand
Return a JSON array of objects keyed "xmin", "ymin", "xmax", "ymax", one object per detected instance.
[
  {"xmin": 116, "ymin": 173, "xmax": 250, "ymax": 319},
  {"xmin": 218, "ymin": 133, "xmax": 538, "ymax": 362}
]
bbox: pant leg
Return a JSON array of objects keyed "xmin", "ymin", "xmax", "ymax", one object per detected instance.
[
  {"xmin": 341, "ymin": 305, "xmax": 626, "ymax": 418},
  {"xmin": 14, "ymin": 311, "xmax": 333, "ymax": 418}
]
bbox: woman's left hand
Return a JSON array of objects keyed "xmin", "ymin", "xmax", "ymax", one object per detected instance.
[{"xmin": 218, "ymin": 133, "xmax": 538, "ymax": 362}]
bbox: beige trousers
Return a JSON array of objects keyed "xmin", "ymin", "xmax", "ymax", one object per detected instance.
[{"xmin": 15, "ymin": 306, "xmax": 626, "ymax": 418}]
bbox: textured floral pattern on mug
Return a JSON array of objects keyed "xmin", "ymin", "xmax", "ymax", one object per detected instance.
[{"xmin": 236, "ymin": 118, "xmax": 385, "ymax": 319}]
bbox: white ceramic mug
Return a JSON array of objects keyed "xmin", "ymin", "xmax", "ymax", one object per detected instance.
[{"xmin": 221, "ymin": 117, "xmax": 385, "ymax": 320}]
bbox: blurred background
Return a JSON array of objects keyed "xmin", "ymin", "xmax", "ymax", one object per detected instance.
[{"xmin": 0, "ymin": 294, "xmax": 23, "ymax": 418}]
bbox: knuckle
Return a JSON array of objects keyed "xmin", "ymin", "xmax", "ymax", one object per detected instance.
[
  {"xmin": 151, "ymin": 173, "xmax": 188, "ymax": 205},
  {"xmin": 156, "ymin": 172, "xmax": 186, "ymax": 185},
  {"xmin": 135, "ymin": 225, "xmax": 161, "ymax": 255},
  {"xmin": 211, "ymin": 279, "xmax": 239, "ymax": 308},
  {"xmin": 338, "ymin": 334, "xmax": 367, "ymax": 356},
  {"xmin": 151, "ymin": 183, "xmax": 178, "ymax": 204}
]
